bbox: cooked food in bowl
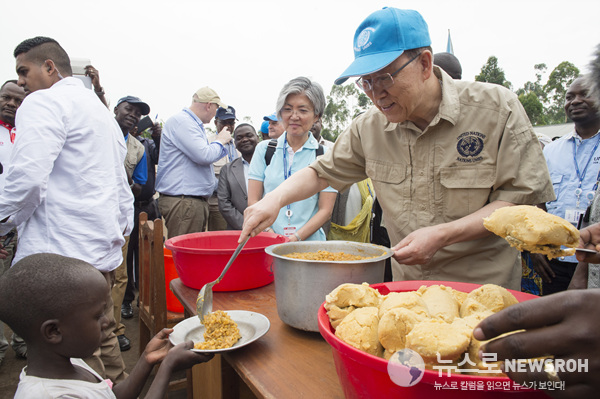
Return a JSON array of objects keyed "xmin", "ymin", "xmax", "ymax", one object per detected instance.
[
  {"xmin": 483, "ymin": 205, "xmax": 579, "ymax": 259},
  {"xmin": 284, "ymin": 250, "xmax": 377, "ymax": 261},
  {"xmin": 325, "ymin": 282, "xmax": 519, "ymax": 375},
  {"xmin": 194, "ymin": 310, "xmax": 241, "ymax": 350}
]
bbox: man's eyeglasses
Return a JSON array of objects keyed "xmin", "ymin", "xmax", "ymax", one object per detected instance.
[{"xmin": 355, "ymin": 52, "xmax": 422, "ymax": 92}]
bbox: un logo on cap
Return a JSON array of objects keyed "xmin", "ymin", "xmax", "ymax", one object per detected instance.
[{"xmin": 355, "ymin": 27, "xmax": 374, "ymax": 51}]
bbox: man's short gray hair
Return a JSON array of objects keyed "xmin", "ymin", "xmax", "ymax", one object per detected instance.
[{"xmin": 276, "ymin": 77, "xmax": 325, "ymax": 120}]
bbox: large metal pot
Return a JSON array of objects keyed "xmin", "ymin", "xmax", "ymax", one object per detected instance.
[{"xmin": 265, "ymin": 241, "xmax": 393, "ymax": 332}]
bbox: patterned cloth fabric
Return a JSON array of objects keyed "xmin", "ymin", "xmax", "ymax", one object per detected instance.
[{"xmin": 521, "ymin": 251, "xmax": 542, "ymax": 296}]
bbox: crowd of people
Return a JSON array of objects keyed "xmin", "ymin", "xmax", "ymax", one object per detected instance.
[{"xmin": 0, "ymin": 5, "xmax": 598, "ymax": 398}]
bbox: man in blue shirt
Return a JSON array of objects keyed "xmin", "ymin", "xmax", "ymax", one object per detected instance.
[
  {"xmin": 533, "ymin": 77, "xmax": 600, "ymax": 295},
  {"xmin": 156, "ymin": 87, "xmax": 232, "ymax": 239}
]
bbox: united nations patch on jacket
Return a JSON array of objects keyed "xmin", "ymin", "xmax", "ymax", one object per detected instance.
[{"xmin": 456, "ymin": 131, "xmax": 485, "ymax": 163}]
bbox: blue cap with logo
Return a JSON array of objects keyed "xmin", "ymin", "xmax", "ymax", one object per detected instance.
[
  {"xmin": 116, "ymin": 95, "xmax": 150, "ymax": 115},
  {"xmin": 216, "ymin": 106, "xmax": 237, "ymax": 120},
  {"xmin": 334, "ymin": 7, "xmax": 431, "ymax": 85},
  {"xmin": 263, "ymin": 112, "xmax": 278, "ymax": 122},
  {"xmin": 260, "ymin": 120, "xmax": 270, "ymax": 134}
]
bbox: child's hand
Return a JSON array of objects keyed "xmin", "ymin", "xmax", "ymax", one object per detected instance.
[
  {"xmin": 143, "ymin": 328, "xmax": 174, "ymax": 365},
  {"xmin": 162, "ymin": 341, "xmax": 214, "ymax": 372}
]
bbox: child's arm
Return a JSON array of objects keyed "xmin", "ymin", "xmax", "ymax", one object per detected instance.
[
  {"xmin": 143, "ymin": 341, "xmax": 214, "ymax": 399},
  {"xmin": 112, "ymin": 328, "xmax": 212, "ymax": 399}
]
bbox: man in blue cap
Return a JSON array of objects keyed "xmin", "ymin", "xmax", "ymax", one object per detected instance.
[
  {"xmin": 263, "ymin": 112, "xmax": 284, "ymax": 139},
  {"xmin": 207, "ymin": 105, "xmax": 239, "ymax": 231},
  {"xmin": 241, "ymin": 7, "xmax": 554, "ymax": 290},
  {"xmin": 112, "ymin": 95, "xmax": 150, "ymax": 352},
  {"xmin": 259, "ymin": 120, "xmax": 270, "ymax": 141}
]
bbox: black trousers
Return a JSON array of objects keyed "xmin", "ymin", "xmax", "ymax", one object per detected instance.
[
  {"xmin": 123, "ymin": 199, "xmax": 160, "ymax": 304},
  {"xmin": 541, "ymin": 258, "xmax": 577, "ymax": 296}
]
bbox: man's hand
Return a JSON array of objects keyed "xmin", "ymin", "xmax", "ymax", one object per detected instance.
[
  {"xmin": 150, "ymin": 123, "xmax": 162, "ymax": 141},
  {"xmin": 240, "ymin": 196, "xmax": 280, "ymax": 243},
  {"xmin": 474, "ymin": 289, "xmax": 600, "ymax": 398},
  {"xmin": 215, "ymin": 126, "xmax": 233, "ymax": 145},
  {"xmin": 576, "ymin": 223, "xmax": 600, "ymax": 263},
  {"xmin": 529, "ymin": 253, "xmax": 555, "ymax": 283},
  {"xmin": 391, "ymin": 225, "xmax": 448, "ymax": 265},
  {"xmin": 84, "ymin": 65, "xmax": 102, "ymax": 92}
]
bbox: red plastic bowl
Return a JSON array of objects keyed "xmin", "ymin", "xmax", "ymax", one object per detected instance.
[
  {"xmin": 318, "ymin": 281, "xmax": 550, "ymax": 399},
  {"xmin": 165, "ymin": 231, "xmax": 288, "ymax": 291}
]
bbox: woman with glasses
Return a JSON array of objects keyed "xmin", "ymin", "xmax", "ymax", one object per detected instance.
[{"xmin": 247, "ymin": 77, "xmax": 337, "ymax": 241}]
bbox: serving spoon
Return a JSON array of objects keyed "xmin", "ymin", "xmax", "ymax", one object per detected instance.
[
  {"xmin": 196, "ymin": 236, "xmax": 251, "ymax": 324},
  {"xmin": 575, "ymin": 248, "xmax": 599, "ymax": 254}
]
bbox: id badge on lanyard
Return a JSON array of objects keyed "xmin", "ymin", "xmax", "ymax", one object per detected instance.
[
  {"xmin": 565, "ymin": 208, "xmax": 586, "ymax": 226},
  {"xmin": 282, "ymin": 138, "xmax": 297, "ymax": 236}
]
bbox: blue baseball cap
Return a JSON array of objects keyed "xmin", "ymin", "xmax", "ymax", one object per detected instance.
[
  {"xmin": 334, "ymin": 7, "xmax": 431, "ymax": 85},
  {"xmin": 260, "ymin": 120, "xmax": 270, "ymax": 134},
  {"xmin": 216, "ymin": 106, "xmax": 237, "ymax": 120},
  {"xmin": 263, "ymin": 112, "xmax": 278, "ymax": 122},
  {"xmin": 116, "ymin": 95, "xmax": 150, "ymax": 115}
]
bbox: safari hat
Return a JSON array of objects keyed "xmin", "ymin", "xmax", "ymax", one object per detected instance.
[{"xmin": 194, "ymin": 87, "xmax": 227, "ymax": 108}]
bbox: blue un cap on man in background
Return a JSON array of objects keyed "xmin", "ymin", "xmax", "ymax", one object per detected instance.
[
  {"xmin": 216, "ymin": 106, "xmax": 237, "ymax": 121},
  {"xmin": 335, "ymin": 8, "xmax": 431, "ymax": 85}
]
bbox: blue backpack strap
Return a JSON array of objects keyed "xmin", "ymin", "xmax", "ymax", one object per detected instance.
[{"xmin": 264, "ymin": 139, "xmax": 278, "ymax": 166}]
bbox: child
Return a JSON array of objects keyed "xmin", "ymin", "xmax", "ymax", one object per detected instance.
[{"xmin": 0, "ymin": 253, "xmax": 212, "ymax": 398}]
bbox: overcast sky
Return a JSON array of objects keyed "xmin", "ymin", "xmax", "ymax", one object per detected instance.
[{"xmin": 2, "ymin": 0, "xmax": 599, "ymax": 130}]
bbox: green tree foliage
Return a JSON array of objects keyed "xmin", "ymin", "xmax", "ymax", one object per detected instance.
[
  {"xmin": 517, "ymin": 63, "xmax": 548, "ymax": 125},
  {"xmin": 543, "ymin": 61, "xmax": 580, "ymax": 124},
  {"xmin": 475, "ymin": 56, "xmax": 512, "ymax": 90},
  {"xmin": 518, "ymin": 92, "xmax": 545, "ymax": 125},
  {"xmin": 322, "ymin": 83, "xmax": 372, "ymax": 141}
]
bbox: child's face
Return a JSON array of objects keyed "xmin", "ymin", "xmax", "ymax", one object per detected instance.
[{"xmin": 59, "ymin": 276, "xmax": 110, "ymax": 358}]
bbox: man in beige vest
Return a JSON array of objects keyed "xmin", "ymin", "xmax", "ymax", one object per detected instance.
[{"xmin": 111, "ymin": 95, "xmax": 150, "ymax": 352}]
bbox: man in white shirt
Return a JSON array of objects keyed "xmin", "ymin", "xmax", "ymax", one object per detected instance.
[
  {"xmin": 1, "ymin": 36, "xmax": 134, "ymax": 383},
  {"xmin": 0, "ymin": 79, "xmax": 26, "ymax": 366}
]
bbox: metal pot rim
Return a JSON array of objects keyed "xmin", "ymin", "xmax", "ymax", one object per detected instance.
[{"xmin": 265, "ymin": 241, "xmax": 393, "ymax": 264}]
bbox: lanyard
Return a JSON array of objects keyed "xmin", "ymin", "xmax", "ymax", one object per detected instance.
[
  {"xmin": 226, "ymin": 142, "xmax": 236, "ymax": 162},
  {"xmin": 572, "ymin": 133, "xmax": 600, "ymax": 207},
  {"xmin": 282, "ymin": 136, "xmax": 294, "ymax": 222}
]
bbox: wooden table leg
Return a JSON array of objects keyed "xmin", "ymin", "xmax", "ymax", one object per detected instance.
[{"xmin": 192, "ymin": 355, "xmax": 223, "ymax": 398}]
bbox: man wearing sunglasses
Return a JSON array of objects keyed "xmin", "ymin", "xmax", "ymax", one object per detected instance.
[{"xmin": 241, "ymin": 7, "xmax": 554, "ymax": 290}]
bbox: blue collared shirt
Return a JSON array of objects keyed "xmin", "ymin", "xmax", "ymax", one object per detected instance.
[
  {"xmin": 248, "ymin": 132, "xmax": 336, "ymax": 241},
  {"xmin": 156, "ymin": 108, "xmax": 227, "ymax": 196},
  {"xmin": 544, "ymin": 129, "xmax": 600, "ymax": 262}
]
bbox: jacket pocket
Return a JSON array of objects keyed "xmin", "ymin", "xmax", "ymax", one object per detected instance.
[
  {"xmin": 439, "ymin": 166, "xmax": 495, "ymax": 221},
  {"xmin": 366, "ymin": 159, "xmax": 410, "ymax": 231}
]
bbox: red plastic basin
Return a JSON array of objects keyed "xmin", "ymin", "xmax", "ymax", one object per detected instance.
[
  {"xmin": 163, "ymin": 248, "xmax": 184, "ymax": 313},
  {"xmin": 165, "ymin": 231, "xmax": 288, "ymax": 291},
  {"xmin": 318, "ymin": 281, "xmax": 550, "ymax": 399}
]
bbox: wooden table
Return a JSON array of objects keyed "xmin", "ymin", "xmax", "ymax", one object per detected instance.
[{"xmin": 170, "ymin": 278, "xmax": 345, "ymax": 399}]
